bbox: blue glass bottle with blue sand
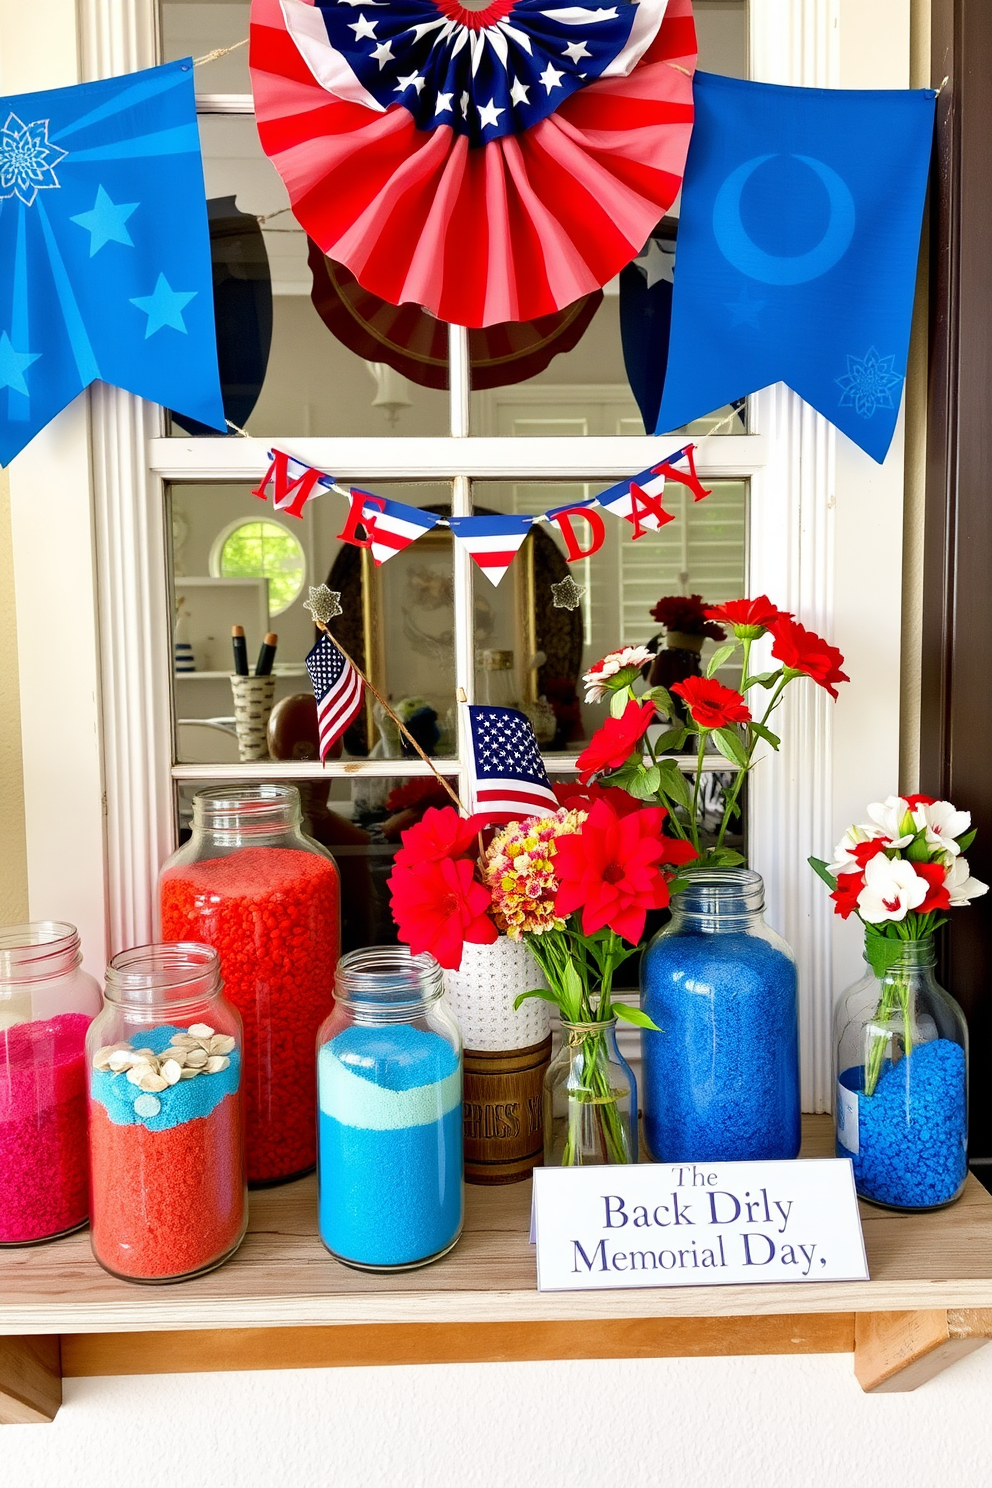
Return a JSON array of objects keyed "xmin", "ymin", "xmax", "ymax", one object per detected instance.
[
  {"xmin": 316, "ymin": 946, "xmax": 463, "ymax": 1272},
  {"xmin": 640, "ymin": 869, "xmax": 801, "ymax": 1162}
]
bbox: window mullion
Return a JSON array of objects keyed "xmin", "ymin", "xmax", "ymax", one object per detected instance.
[{"xmin": 447, "ymin": 325, "xmax": 474, "ymax": 807}]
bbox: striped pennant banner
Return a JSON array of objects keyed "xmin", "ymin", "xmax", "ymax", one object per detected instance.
[
  {"xmin": 447, "ymin": 513, "xmax": 535, "ymax": 588},
  {"xmin": 595, "ymin": 444, "xmax": 691, "ymax": 537},
  {"xmin": 356, "ymin": 489, "xmax": 443, "ymax": 566}
]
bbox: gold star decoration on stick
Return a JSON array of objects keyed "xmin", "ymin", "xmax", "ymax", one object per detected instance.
[
  {"xmin": 551, "ymin": 575, "xmax": 586, "ymax": 610},
  {"xmin": 303, "ymin": 585, "xmax": 343, "ymax": 625}
]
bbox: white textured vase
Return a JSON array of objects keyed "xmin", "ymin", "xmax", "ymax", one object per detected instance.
[{"xmin": 443, "ymin": 937, "xmax": 551, "ymax": 1052}]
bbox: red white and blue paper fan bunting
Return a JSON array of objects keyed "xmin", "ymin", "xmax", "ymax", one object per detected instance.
[
  {"xmin": 249, "ymin": 0, "xmax": 697, "ymax": 327},
  {"xmin": 448, "ymin": 513, "xmax": 535, "ymax": 586}
]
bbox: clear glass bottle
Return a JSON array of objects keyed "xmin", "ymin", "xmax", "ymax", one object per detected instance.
[
  {"xmin": 0, "ymin": 923, "xmax": 101, "ymax": 1245},
  {"xmin": 835, "ymin": 938, "xmax": 967, "ymax": 1211},
  {"xmin": 87, "ymin": 943, "xmax": 247, "ymax": 1283},
  {"xmin": 640, "ymin": 869, "xmax": 801, "ymax": 1162},
  {"xmin": 544, "ymin": 1018, "xmax": 637, "ymax": 1166},
  {"xmin": 317, "ymin": 947, "xmax": 463, "ymax": 1271},
  {"xmin": 159, "ymin": 783, "xmax": 340, "ymax": 1185}
]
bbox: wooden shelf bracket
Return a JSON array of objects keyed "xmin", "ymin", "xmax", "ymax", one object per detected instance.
[
  {"xmin": 0, "ymin": 1336, "xmax": 62, "ymax": 1425},
  {"xmin": 854, "ymin": 1309, "xmax": 992, "ymax": 1393}
]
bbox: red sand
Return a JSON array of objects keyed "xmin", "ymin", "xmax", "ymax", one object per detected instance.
[
  {"xmin": 0, "ymin": 1012, "xmax": 90, "ymax": 1244},
  {"xmin": 89, "ymin": 1092, "xmax": 245, "ymax": 1280},
  {"xmin": 160, "ymin": 846, "xmax": 339, "ymax": 1183}
]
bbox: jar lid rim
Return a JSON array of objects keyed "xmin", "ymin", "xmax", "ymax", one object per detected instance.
[
  {"xmin": 106, "ymin": 941, "xmax": 220, "ymax": 997},
  {"xmin": 335, "ymin": 945, "xmax": 444, "ymax": 1005}
]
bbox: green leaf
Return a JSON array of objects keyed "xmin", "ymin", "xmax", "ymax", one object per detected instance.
[
  {"xmin": 957, "ymin": 828, "xmax": 977, "ymax": 853},
  {"xmin": 614, "ymin": 1002, "xmax": 662, "ymax": 1032},
  {"xmin": 706, "ymin": 642, "xmax": 737, "ymax": 678},
  {"xmin": 713, "ymin": 726, "xmax": 749, "ymax": 768},
  {"xmin": 657, "ymin": 759, "xmax": 693, "ymax": 810},
  {"xmin": 513, "ymin": 988, "xmax": 562, "ymax": 1010},
  {"xmin": 808, "ymin": 856, "xmax": 838, "ymax": 891},
  {"xmin": 645, "ymin": 684, "xmax": 675, "ymax": 716},
  {"xmin": 703, "ymin": 847, "xmax": 746, "ymax": 867},
  {"xmin": 905, "ymin": 831, "xmax": 932, "ymax": 862},
  {"xmin": 610, "ymin": 688, "xmax": 630, "ymax": 719},
  {"xmin": 749, "ymin": 721, "xmax": 781, "ymax": 751},
  {"xmin": 653, "ymin": 726, "xmax": 687, "ymax": 752},
  {"xmin": 627, "ymin": 768, "xmax": 657, "ymax": 801},
  {"xmin": 747, "ymin": 669, "xmax": 783, "ymax": 689}
]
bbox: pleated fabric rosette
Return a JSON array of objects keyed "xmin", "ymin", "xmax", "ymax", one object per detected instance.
[{"xmin": 250, "ymin": 0, "xmax": 697, "ymax": 326}]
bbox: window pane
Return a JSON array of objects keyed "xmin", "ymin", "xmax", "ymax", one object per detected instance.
[
  {"xmin": 170, "ymin": 482, "xmax": 457, "ymax": 763},
  {"xmin": 471, "ymin": 479, "xmax": 747, "ymax": 753},
  {"xmin": 162, "ymin": 2, "xmax": 251, "ymax": 91}
]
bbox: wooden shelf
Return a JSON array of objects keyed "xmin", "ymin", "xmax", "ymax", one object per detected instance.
[{"xmin": 3, "ymin": 1117, "xmax": 992, "ymax": 1419}]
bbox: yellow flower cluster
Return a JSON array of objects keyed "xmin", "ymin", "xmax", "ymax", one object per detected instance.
[{"xmin": 482, "ymin": 809, "xmax": 585, "ymax": 940}]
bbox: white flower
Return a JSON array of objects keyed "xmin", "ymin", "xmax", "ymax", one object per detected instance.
[
  {"xmin": 865, "ymin": 795, "xmax": 915, "ymax": 850},
  {"xmin": 911, "ymin": 799, "xmax": 971, "ymax": 857},
  {"xmin": 582, "ymin": 646, "xmax": 653, "ymax": 703},
  {"xmin": 946, "ymin": 855, "xmax": 989, "ymax": 906},
  {"xmin": 828, "ymin": 822, "xmax": 888, "ymax": 876},
  {"xmin": 857, "ymin": 855, "xmax": 928, "ymax": 924}
]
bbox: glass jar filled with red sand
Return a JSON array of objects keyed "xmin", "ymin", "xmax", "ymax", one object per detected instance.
[
  {"xmin": 159, "ymin": 785, "xmax": 340, "ymax": 1184},
  {"xmin": 87, "ymin": 943, "xmax": 247, "ymax": 1282},
  {"xmin": 0, "ymin": 922, "xmax": 101, "ymax": 1245}
]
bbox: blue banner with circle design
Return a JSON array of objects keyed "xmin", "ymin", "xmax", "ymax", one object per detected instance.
[
  {"xmin": 0, "ymin": 58, "xmax": 224, "ymax": 466},
  {"xmin": 656, "ymin": 72, "xmax": 935, "ymax": 463}
]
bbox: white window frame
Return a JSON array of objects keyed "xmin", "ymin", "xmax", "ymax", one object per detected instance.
[{"xmin": 4, "ymin": 0, "xmax": 910, "ymax": 1115}]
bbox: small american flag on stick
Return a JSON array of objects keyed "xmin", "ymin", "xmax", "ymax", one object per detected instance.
[
  {"xmin": 466, "ymin": 706, "xmax": 558, "ymax": 823},
  {"xmin": 305, "ymin": 630, "xmax": 365, "ymax": 760}
]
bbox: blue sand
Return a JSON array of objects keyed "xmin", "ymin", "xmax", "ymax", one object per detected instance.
[
  {"xmin": 317, "ymin": 1024, "xmax": 463, "ymax": 1268},
  {"xmin": 838, "ymin": 1038, "xmax": 966, "ymax": 1209},
  {"xmin": 329, "ymin": 1022, "xmax": 458, "ymax": 1091},
  {"xmin": 90, "ymin": 1025, "xmax": 240, "ymax": 1132},
  {"xmin": 640, "ymin": 930, "xmax": 801, "ymax": 1162}
]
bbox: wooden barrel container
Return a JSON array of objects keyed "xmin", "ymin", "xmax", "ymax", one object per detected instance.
[{"xmin": 462, "ymin": 1036, "xmax": 553, "ymax": 1184}]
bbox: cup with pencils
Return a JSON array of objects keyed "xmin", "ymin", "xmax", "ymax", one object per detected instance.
[{"xmin": 229, "ymin": 625, "xmax": 279, "ymax": 761}]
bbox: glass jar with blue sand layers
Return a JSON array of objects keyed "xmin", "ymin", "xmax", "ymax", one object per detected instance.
[
  {"xmin": 835, "ymin": 939, "xmax": 967, "ymax": 1211},
  {"xmin": 640, "ymin": 870, "xmax": 801, "ymax": 1163},
  {"xmin": 317, "ymin": 947, "xmax": 463, "ymax": 1271}
]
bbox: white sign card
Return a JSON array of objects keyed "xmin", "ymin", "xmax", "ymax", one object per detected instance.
[{"xmin": 531, "ymin": 1158, "xmax": 868, "ymax": 1292}]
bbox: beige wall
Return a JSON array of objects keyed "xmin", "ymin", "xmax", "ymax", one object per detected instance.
[{"xmin": 0, "ymin": 468, "xmax": 28, "ymax": 923}]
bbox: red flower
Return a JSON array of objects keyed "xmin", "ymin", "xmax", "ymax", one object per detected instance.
[
  {"xmin": 388, "ymin": 856, "xmax": 497, "ymax": 970},
  {"xmin": 393, "ymin": 806, "xmax": 486, "ymax": 872},
  {"xmin": 703, "ymin": 595, "xmax": 784, "ymax": 637},
  {"xmin": 770, "ymin": 616, "xmax": 850, "ymax": 700},
  {"xmin": 671, "ymin": 676, "xmax": 751, "ymax": 730},
  {"xmin": 830, "ymin": 872, "xmax": 864, "ymax": 919},
  {"xmin": 914, "ymin": 861, "xmax": 951, "ymax": 915},
  {"xmin": 851, "ymin": 839, "xmax": 888, "ymax": 869},
  {"xmin": 576, "ymin": 699, "xmax": 656, "ymax": 784},
  {"xmin": 553, "ymin": 800, "xmax": 697, "ymax": 944},
  {"xmin": 553, "ymin": 781, "xmax": 641, "ymax": 818},
  {"xmin": 905, "ymin": 793, "xmax": 937, "ymax": 810}
]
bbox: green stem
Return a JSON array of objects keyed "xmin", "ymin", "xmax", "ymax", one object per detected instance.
[{"xmin": 689, "ymin": 729, "xmax": 706, "ymax": 850}]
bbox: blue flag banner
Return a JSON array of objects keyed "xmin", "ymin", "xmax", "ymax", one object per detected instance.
[
  {"xmin": 0, "ymin": 59, "xmax": 224, "ymax": 465},
  {"xmin": 656, "ymin": 73, "xmax": 935, "ymax": 463},
  {"xmin": 619, "ymin": 227, "xmax": 676, "ymax": 435}
]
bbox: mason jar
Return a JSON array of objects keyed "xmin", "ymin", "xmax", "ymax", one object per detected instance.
[
  {"xmin": 835, "ymin": 938, "xmax": 967, "ymax": 1211},
  {"xmin": 87, "ymin": 942, "xmax": 247, "ymax": 1283},
  {"xmin": 159, "ymin": 783, "xmax": 340, "ymax": 1185},
  {"xmin": 640, "ymin": 869, "xmax": 801, "ymax": 1162},
  {"xmin": 317, "ymin": 947, "xmax": 463, "ymax": 1271},
  {"xmin": 0, "ymin": 923, "xmax": 101, "ymax": 1245}
]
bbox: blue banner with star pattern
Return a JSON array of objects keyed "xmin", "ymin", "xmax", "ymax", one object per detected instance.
[
  {"xmin": 656, "ymin": 73, "xmax": 935, "ymax": 463},
  {"xmin": 0, "ymin": 59, "xmax": 224, "ymax": 465}
]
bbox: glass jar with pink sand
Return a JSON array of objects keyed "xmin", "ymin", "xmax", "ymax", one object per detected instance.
[{"xmin": 0, "ymin": 923, "xmax": 101, "ymax": 1244}]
